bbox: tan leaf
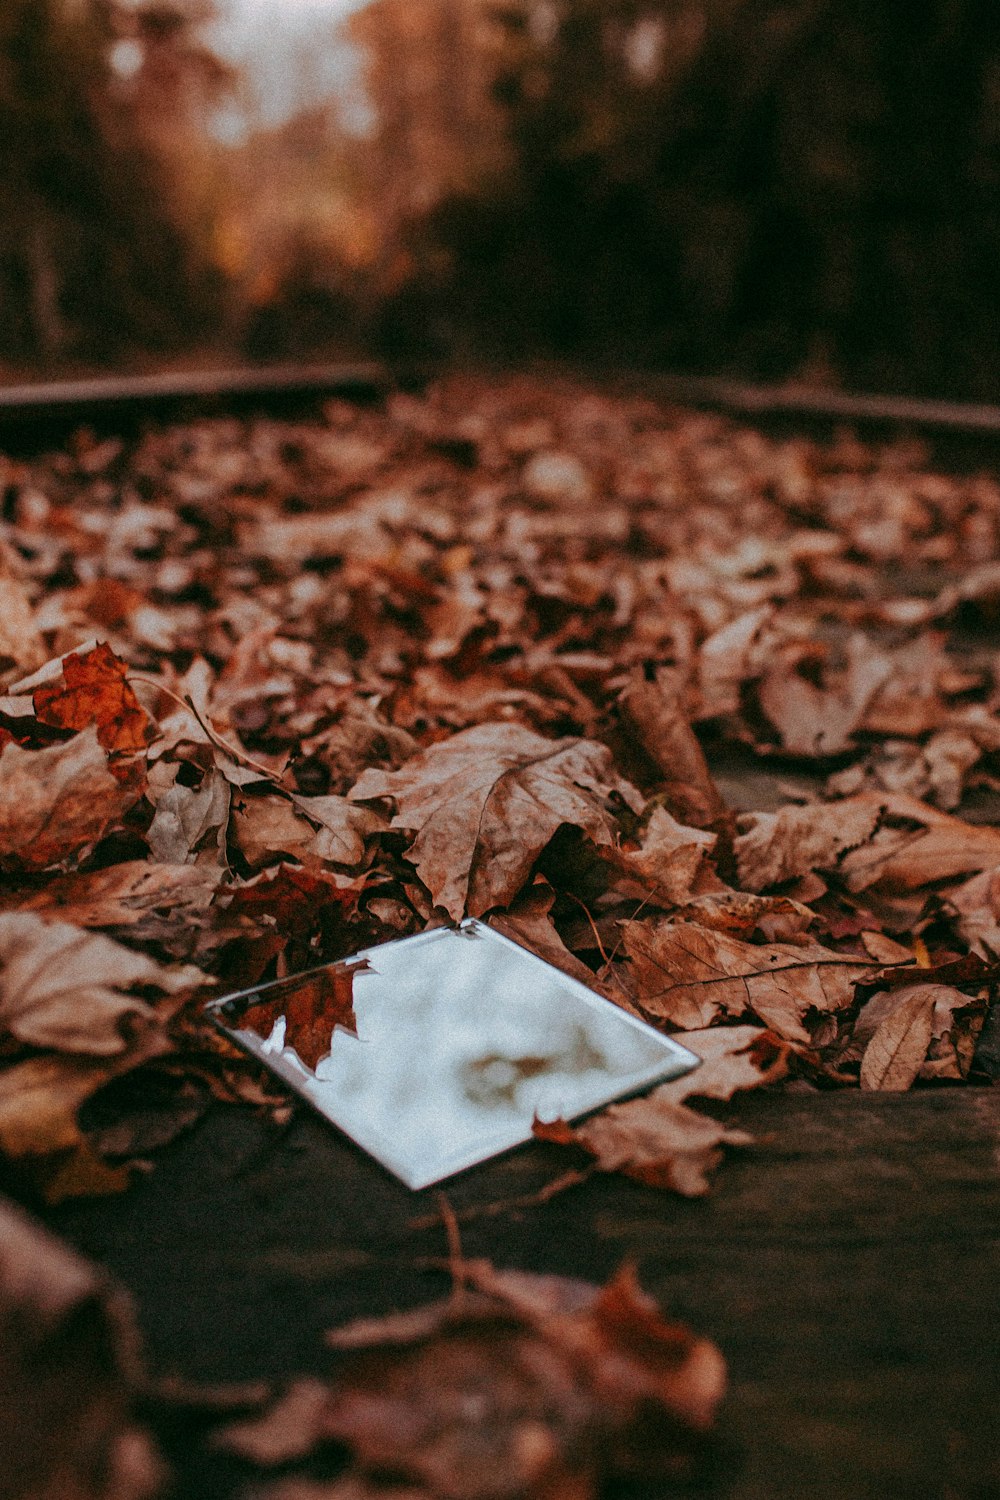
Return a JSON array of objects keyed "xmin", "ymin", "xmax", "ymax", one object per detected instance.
[
  {"xmin": 11, "ymin": 860, "xmax": 222, "ymax": 930},
  {"xmin": 673, "ymin": 890, "xmax": 814, "ymax": 942},
  {"xmin": 612, "ymin": 806, "xmax": 720, "ymax": 907},
  {"xmin": 756, "ymin": 634, "xmax": 892, "ymax": 756},
  {"xmin": 0, "ymin": 1027, "xmax": 171, "ymax": 1196},
  {"xmin": 350, "ymin": 722, "xmax": 640, "ymax": 920},
  {"xmin": 840, "ymin": 795, "xmax": 1000, "ymax": 892},
  {"xmin": 946, "ymin": 866, "xmax": 1000, "ymax": 958},
  {"xmin": 232, "ymin": 794, "xmax": 381, "ymax": 870},
  {"xmin": 535, "ymin": 1025, "xmax": 790, "ymax": 1195},
  {"xmin": 734, "ymin": 795, "xmax": 884, "ymax": 892},
  {"xmin": 146, "ymin": 767, "xmax": 231, "ymax": 864},
  {"xmin": 859, "ymin": 986, "xmax": 936, "ymax": 1091},
  {"xmin": 0, "ymin": 558, "xmax": 45, "ymax": 675},
  {"xmin": 859, "ymin": 931, "xmax": 914, "ymax": 964},
  {"xmin": 0, "ymin": 912, "xmax": 203, "ymax": 1055},
  {"xmin": 488, "ymin": 882, "xmax": 600, "ymax": 987},
  {"xmin": 620, "ymin": 920, "xmax": 869, "ymax": 1041},
  {"xmin": 0, "ymin": 727, "xmax": 146, "ymax": 870},
  {"xmin": 618, "ymin": 667, "xmax": 726, "ymax": 828}
]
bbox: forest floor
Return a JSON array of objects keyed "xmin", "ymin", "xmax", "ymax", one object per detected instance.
[{"xmin": 2, "ymin": 371, "xmax": 1000, "ymax": 1499}]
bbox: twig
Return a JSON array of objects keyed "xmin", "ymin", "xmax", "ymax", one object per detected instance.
[
  {"xmin": 409, "ymin": 1169, "xmax": 592, "ymax": 1232},
  {"xmin": 566, "ymin": 892, "xmax": 610, "ymax": 967},
  {"xmin": 437, "ymin": 1193, "xmax": 469, "ymax": 1301},
  {"xmin": 128, "ymin": 675, "xmax": 285, "ymax": 785},
  {"xmin": 601, "ymin": 887, "xmax": 657, "ymax": 976}
]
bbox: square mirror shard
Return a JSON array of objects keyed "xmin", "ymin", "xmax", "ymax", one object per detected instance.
[{"xmin": 206, "ymin": 920, "xmax": 699, "ymax": 1190}]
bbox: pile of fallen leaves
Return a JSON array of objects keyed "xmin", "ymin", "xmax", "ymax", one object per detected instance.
[{"xmin": 1, "ymin": 372, "xmax": 999, "ymax": 1213}]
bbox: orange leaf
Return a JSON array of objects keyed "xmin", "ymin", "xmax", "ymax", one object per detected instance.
[{"xmin": 33, "ymin": 643, "xmax": 154, "ymax": 755}]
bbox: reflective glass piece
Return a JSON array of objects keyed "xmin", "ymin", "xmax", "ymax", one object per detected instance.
[{"xmin": 206, "ymin": 919, "xmax": 699, "ymax": 1189}]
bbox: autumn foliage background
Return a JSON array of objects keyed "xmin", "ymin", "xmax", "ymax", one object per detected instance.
[{"xmin": 5, "ymin": 0, "xmax": 1000, "ymax": 397}]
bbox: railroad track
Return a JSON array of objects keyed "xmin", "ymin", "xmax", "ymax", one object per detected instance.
[{"xmin": 5, "ymin": 359, "xmax": 1000, "ymax": 452}]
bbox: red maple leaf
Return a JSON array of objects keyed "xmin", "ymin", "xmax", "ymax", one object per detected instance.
[
  {"xmin": 33, "ymin": 643, "xmax": 154, "ymax": 755},
  {"xmin": 238, "ymin": 961, "xmax": 368, "ymax": 1070}
]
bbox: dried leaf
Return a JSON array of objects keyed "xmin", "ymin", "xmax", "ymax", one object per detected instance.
[
  {"xmin": 535, "ymin": 1025, "xmax": 789, "ymax": 1195},
  {"xmin": 0, "ymin": 557, "xmax": 45, "ymax": 675},
  {"xmin": 620, "ymin": 920, "xmax": 869, "ymax": 1041},
  {"xmin": 735, "ymin": 795, "xmax": 884, "ymax": 892},
  {"xmin": 840, "ymin": 796, "xmax": 1000, "ymax": 892},
  {"xmin": 0, "ymin": 727, "xmax": 146, "ymax": 870},
  {"xmin": 618, "ymin": 668, "xmax": 726, "ymax": 828},
  {"xmin": 859, "ymin": 986, "xmax": 937, "ymax": 1091},
  {"xmin": 612, "ymin": 806, "xmax": 719, "ymax": 907},
  {"xmin": 11, "ymin": 859, "xmax": 222, "ymax": 931},
  {"xmin": 756, "ymin": 635, "xmax": 892, "ymax": 756},
  {"xmin": 232, "ymin": 793, "xmax": 381, "ymax": 869},
  {"xmin": 0, "ymin": 911, "xmax": 203, "ymax": 1055},
  {"xmin": 0, "ymin": 1195, "xmax": 162, "ymax": 1497},
  {"xmin": 219, "ymin": 1261, "xmax": 725, "ymax": 1493},
  {"xmin": 146, "ymin": 767, "xmax": 231, "ymax": 864},
  {"xmin": 33, "ymin": 642, "xmax": 155, "ymax": 754},
  {"xmin": 350, "ymin": 722, "xmax": 640, "ymax": 920}
]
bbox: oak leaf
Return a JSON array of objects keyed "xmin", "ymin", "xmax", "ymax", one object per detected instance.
[
  {"xmin": 0, "ymin": 727, "xmax": 146, "ymax": 870},
  {"xmin": 620, "ymin": 920, "xmax": 870, "ymax": 1041},
  {"xmin": 349, "ymin": 722, "xmax": 640, "ymax": 920},
  {"xmin": 0, "ymin": 912, "xmax": 204, "ymax": 1055},
  {"xmin": 33, "ymin": 642, "xmax": 155, "ymax": 754}
]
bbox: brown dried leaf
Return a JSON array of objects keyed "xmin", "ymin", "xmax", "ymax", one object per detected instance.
[
  {"xmin": 350, "ymin": 722, "xmax": 640, "ymax": 920},
  {"xmin": 146, "ymin": 766, "xmax": 231, "ymax": 864},
  {"xmin": 840, "ymin": 795, "xmax": 1000, "ymax": 892},
  {"xmin": 0, "ymin": 911, "xmax": 203, "ymax": 1055},
  {"xmin": 734, "ymin": 795, "xmax": 884, "ymax": 892},
  {"xmin": 488, "ymin": 883, "xmax": 599, "ymax": 987},
  {"xmin": 534, "ymin": 1025, "xmax": 789, "ymax": 1195},
  {"xmin": 0, "ymin": 1027, "xmax": 172, "ymax": 1197},
  {"xmin": 618, "ymin": 668, "xmax": 726, "ymax": 828},
  {"xmin": 859, "ymin": 986, "xmax": 937, "ymax": 1091},
  {"xmin": 232, "ymin": 793, "xmax": 382, "ymax": 870},
  {"xmin": 612, "ymin": 806, "xmax": 720, "ymax": 907},
  {"xmin": 0, "ymin": 554, "xmax": 45, "ymax": 675},
  {"xmin": 0, "ymin": 727, "xmax": 146, "ymax": 870},
  {"xmin": 218, "ymin": 1262, "xmax": 725, "ymax": 1495},
  {"xmin": 620, "ymin": 920, "xmax": 869, "ymax": 1041},
  {"xmin": 0, "ymin": 1195, "xmax": 162, "ymax": 1497},
  {"xmin": 10, "ymin": 859, "xmax": 222, "ymax": 931},
  {"xmin": 756, "ymin": 635, "xmax": 891, "ymax": 756}
]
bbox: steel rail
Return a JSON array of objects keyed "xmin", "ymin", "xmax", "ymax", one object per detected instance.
[{"xmin": 3, "ymin": 359, "xmax": 1000, "ymax": 445}]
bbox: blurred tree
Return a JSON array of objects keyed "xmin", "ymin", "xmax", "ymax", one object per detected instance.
[
  {"xmin": 0, "ymin": 0, "xmax": 226, "ymax": 368},
  {"xmin": 384, "ymin": 0, "xmax": 1000, "ymax": 396}
]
